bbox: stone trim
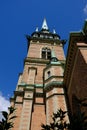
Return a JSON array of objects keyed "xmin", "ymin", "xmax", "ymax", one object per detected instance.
[
  {"xmin": 18, "ymin": 84, "xmax": 35, "ymax": 87},
  {"xmin": 28, "ymin": 67, "xmax": 37, "ymax": 75},
  {"xmin": 35, "ymin": 84, "xmax": 43, "ymax": 88},
  {"xmin": 35, "ymin": 92, "xmax": 44, "ymax": 97},
  {"xmin": 34, "ymin": 102, "xmax": 45, "ymax": 105},
  {"xmin": 14, "ymin": 102, "xmax": 23, "ymax": 104},
  {"xmin": 24, "ymin": 57, "xmax": 65, "ymax": 65},
  {"xmin": 14, "ymin": 91, "xmax": 24, "ymax": 96},
  {"xmin": 26, "ymin": 35, "xmax": 62, "ymax": 45},
  {"xmin": 23, "ymin": 98, "xmax": 33, "ymax": 100},
  {"xmin": 44, "ymin": 76, "xmax": 64, "ymax": 83},
  {"xmin": 24, "ymin": 87, "xmax": 34, "ymax": 91},
  {"xmin": 44, "ymin": 81, "xmax": 63, "ymax": 91},
  {"xmin": 46, "ymin": 93, "xmax": 64, "ymax": 100},
  {"xmin": 43, "ymin": 61, "xmax": 65, "ymax": 72},
  {"xmin": 24, "ymin": 57, "xmax": 49, "ymax": 64},
  {"xmin": 18, "ymin": 83, "xmax": 43, "ymax": 88}
]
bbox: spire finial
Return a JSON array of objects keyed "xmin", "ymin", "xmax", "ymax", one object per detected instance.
[
  {"xmin": 35, "ymin": 27, "xmax": 38, "ymax": 32},
  {"xmin": 53, "ymin": 29, "xmax": 56, "ymax": 34},
  {"xmin": 42, "ymin": 18, "xmax": 48, "ymax": 30}
]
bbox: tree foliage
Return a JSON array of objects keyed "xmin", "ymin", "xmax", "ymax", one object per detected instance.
[
  {"xmin": 41, "ymin": 108, "xmax": 70, "ymax": 130},
  {"xmin": 41, "ymin": 96, "xmax": 87, "ymax": 130},
  {"xmin": 0, "ymin": 106, "xmax": 17, "ymax": 130}
]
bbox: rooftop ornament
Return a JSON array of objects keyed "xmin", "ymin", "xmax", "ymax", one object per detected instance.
[{"xmin": 41, "ymin": 18, "xmax": 49, "ymax": 30}]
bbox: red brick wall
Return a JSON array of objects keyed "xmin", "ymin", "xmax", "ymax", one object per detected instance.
[
  {"xmin": 31, "ymin": 105, "xmax": 46, "ymax": 130},
  {"xmin": 46, "ymin": 87, "xmax": 68, "ymax": 124},
  {"xmin": 67, "ymin": 42, "xmax": 87, "ymax": 113},
  {"xmin": 27, "ymin": 42, "xmax": 65, "ymax": 60},
  {"xmin": 12, "ymin": 39, "xmax": 66, "ymax": 130},
  {"xmin": 12, "ymin": 104, "xmax": 22, "ymax": 130}
]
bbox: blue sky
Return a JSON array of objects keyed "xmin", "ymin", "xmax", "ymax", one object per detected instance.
[{"xmin": 0, "ymin": 0, "xmax": 87, "ymax": 111}]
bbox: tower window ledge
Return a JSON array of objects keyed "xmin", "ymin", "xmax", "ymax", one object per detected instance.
[{"xmin": 44, "ymin": 81, "xmax": 63, "ymax": 89}]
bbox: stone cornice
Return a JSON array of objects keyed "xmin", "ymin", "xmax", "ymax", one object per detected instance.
[
  {"xmin": 34, "ymin": 103, "xmax": 45, "ymax": 105},
  {"xmin": 44, "ymin": 76, "xmax": 63, "ymax": 83},
  {"xmin": 46, "ymin": 93, "xmax": 64, "ymax": 100},
  {"xmin": 44, "ymin": 81, "xmax": 63, "ymax": 92},
  {"xmin": 14, "ymin": 102, "xmax": 23, "ymax": 104},
  {"xmin": 43, "ymin": 60, "xmax": 65, "ymax": 72},
  {"xmin": 18, "ymin": 83, "xmax": 43, "ymax": 88},
  {"xmin": 26, "ymin": 35, "xmax": 66, "ymax": 50},
  {"xmin": 26, "ymin": 35, "xmax": 63, "ymax": 45},
  {"xmin": 14, "ymin": 90, "xmax": 24, "ymax": 96},
  {"xmin": 35, "ymin": 92, "xmax": 44, "ymax": 97},
  {"xmin": 24, "ymin": 87, "xmax": 34, "ymax": 91},
  {"xmin": 23, "ymin": 98, "xmax": 33, "ymax": 100},
  {"xmin": 24, "ymin": 57, "xmax": 49, "ymax": 64},
  {"xmin": 18, "ymin": 83, "xmax": 35, "ymax": 87}
]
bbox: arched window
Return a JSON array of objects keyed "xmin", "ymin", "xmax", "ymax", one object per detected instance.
[{"xmin": 42, "ymin": 48, "xmax": 51, "ymax": 59}]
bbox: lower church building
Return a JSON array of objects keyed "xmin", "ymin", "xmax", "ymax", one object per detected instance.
[{"xmin": 10, "ymin": 19, "xmax": 87, "ymax": 130}]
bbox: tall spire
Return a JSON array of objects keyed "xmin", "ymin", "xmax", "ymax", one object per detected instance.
[
  {"xmin": 42, "ymin": 18, "xmax": 48, "ymax": 30},
  {"xmin": 35, "ymin": 27, "xmax": 39, "ymax": 32}
]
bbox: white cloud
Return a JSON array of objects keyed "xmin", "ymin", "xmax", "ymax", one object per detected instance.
[
  {"xmin": 0, "ymin": 92, "xmax": 10, "ymax": 121},
  {"xmin": 83, "ymin": 4, "xmax": 87, "ymax": 15}
]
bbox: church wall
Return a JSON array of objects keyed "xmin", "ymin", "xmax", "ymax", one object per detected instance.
[
  {"xmin": 30, "ymin": 105, "xmax": 46, "ymax": 130},
  {"xmin": 46, "ymin": 86, "xmax": 68, "ymax": 124},
  {"xmin": 10, "ymin": 19, "xmax": 68, "ymax": 130},
  {"xmin": 67, "ymin": 42, "xmax": 87, "ymax": 114},
  {"xmin": 27, "ymin": 42, "xmax": 65, "ymax": 60},
  {"xmin": 12, "ymin": 104, "xmax": 23, "ymax": 130}
]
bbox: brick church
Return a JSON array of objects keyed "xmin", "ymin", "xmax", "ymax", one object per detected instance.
[{"xmin": 10, "ymin": 19, "xmax": 87, "ymax": 130}]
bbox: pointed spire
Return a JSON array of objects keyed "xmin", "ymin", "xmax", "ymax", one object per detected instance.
[
  {"xmin": 42, "ymin": 18, "xmax": 48, "ymax": 30},
  {"xmin": 35, "ymin": 27, "xmax": 39, "ymax": 32},
  {"xmin": 53, "ymin": 29, "xmax": 56, "ymax": 34}
]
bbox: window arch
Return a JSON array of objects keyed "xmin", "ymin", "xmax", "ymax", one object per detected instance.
[{"xmin": 42, "ymin": 47, "xmax": 51, "ymax": 60}]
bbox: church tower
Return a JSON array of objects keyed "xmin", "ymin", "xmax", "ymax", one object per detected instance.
[{"xmin": 10, "ymin": 19, "xmax": 68, "ymax": 130}]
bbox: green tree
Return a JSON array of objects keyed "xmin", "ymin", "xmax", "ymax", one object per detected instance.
[
  {"xmin": 0, "ymin": 106, "xmax": 17, "ymax": 130},
  {"xmin": 41, "ymin": 108, "xmax": 70, "ymax": 130},
  {"xmin": 41, "ymin": 97, "xmax": 87, "ymax": 130}
]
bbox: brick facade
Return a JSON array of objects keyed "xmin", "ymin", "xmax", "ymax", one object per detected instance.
[
  {"xmin": 64, "ymin": 20, "xmax": 87, "ymax": 115},
  {"xmin": 10, "ymin": 19, "xmax": 87, "ymax": 130},
  {"xmin": 10, "ymin": 19, "xmax": 67, "ymax": 130}
]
